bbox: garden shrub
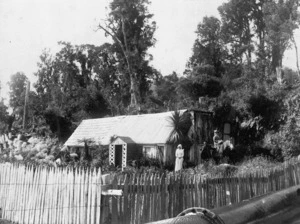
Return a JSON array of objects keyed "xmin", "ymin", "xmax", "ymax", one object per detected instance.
[{"xmin": 236, "ymin": 156, "xmax": 279, "ymax": 174}]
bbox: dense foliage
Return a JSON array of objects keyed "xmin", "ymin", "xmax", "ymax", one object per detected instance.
[
  {"xmin": 1, "ymin": 0, "xmax": 300, "ymax": 163},
  {"xmin": 98, "ymin": 0, "xmax": 158, "ymax": 112}
]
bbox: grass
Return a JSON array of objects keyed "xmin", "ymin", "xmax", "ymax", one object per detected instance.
[
  {"xmin": 235, "ymin": 156, "xmax": 280, "ymax": 175},
  {"xmin": 0, "ymin": 220, "xmax": 13, "ymax": 224},
  {"xmin": 116, "ymin": 155, "xmax": 283, "ymax": 178}
]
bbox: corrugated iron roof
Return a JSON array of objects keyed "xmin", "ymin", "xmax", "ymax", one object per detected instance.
[{"xmin": 64, "ymin": 110, "xmax": 187, "ymax": 147}]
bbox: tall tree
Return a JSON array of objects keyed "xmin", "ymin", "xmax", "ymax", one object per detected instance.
[
  {"xmin": 263, "ymin": 0, "xmax": 300, "ymax": 73},
  {"xmin": 217, "ymin": 0, "xmax": 299, "ymax": 84},
  {"xmin": 156, "ymin": 72, "xmax": 180, "ymax": 105},
  {"xmin": 98, "ymin": 0, "xmax": 156, "ymax": 112},
  {"xmin": 0, "ymin": 99, "xmax": 9, "ymax": 133},
  {"xmin": 218, "ymin": 0, "xmax": 256, "ymax": 66},
  {"xmin": 92, "ymin": 43, "xmax": 129, "ymax": 115},
  {"xmin": 187, "ymin": 16, "xmax": 225, "ymax": 78},
  {"xmin": 34, "ymin": 43, "xmax": 112, "ymax": 140},
  {"xmin": 8, "ymin": 72, "xmax": 28, "ymax": 129},
  {"xmin": 183, "ymin": 16, "xmax": 225, "ymax": 100}
]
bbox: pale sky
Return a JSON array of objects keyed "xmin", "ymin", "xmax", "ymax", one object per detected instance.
[{"xmin": 0, "ymin": 0, "xmax": 299, "ymax": 102}]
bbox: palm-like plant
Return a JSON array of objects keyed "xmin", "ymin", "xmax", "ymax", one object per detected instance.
[{"xmin": 167, "ymin": 110, "xmax": 192, "ymax": 145}]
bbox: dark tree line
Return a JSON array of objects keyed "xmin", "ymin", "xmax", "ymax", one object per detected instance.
[{"xmin": 1, "ymin": 0, "xmax": 300, "ymax": 159}]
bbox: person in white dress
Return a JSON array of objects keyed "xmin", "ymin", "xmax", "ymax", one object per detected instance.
[{"xmin": 175, "ymin": 144, "xmax": 184, "ymax": 172}]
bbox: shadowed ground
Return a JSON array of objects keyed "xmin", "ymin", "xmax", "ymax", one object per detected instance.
[{"xmin": 0, "ymin": 220, "xmax": 13, "ymax": 224}]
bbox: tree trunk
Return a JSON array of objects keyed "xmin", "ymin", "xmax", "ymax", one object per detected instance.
[
  {"xmin": 276, "ymin": 66, "xmax": 283, "ymax": 85},
  {"xmin": 97, "ymin": 22, "xmax": 140, "ymax": 112},
  {"xmin": 271, "ymin": 45, "xmax": 282, "ymax": 73},
  {"xmin": 129, "ymin": 72, "xmax": 139, "ymax": 108},
  {"xmin": 22, "ymin": 81, "xmax": 30, "ymax": 130},
  {"xmin": 55, "ymin": 116, "xmax": 61, "ymax": 141},
  {"xmin": 272, "ymin": 44, "xmax": 284, "ymax": 85},
  {"xmin": 121, "ymin": 17, "xmax": 140, "ymax": 111},
  {"xmin": 292, "ymin": 35, "xmax": 300, "ymax": 77}
]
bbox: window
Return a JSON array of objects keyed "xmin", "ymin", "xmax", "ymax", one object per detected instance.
[
  {"xmin": 223, "ymin": 123, "xmax": 231, "ymax": 135},
  {"xmin": 143, "ymin": 146, "xmax": 157, "ymax": 158}
]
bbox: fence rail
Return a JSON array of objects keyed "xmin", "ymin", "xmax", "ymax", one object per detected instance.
[
  {"xmin": 0, "ymin": 164, "xmax": 102, "ymax": 224},
  {"xmin": 102, "ymin": 160, "xmax": 300, "ymax": 224},
  {"xmin": 0, "ymin": 160, "xmax": 299, "ymax": 224}
]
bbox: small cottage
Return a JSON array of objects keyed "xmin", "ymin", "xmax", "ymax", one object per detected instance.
[{"xmin": 64, "ymin": 109, "xmax": 214, "ymax": 167}]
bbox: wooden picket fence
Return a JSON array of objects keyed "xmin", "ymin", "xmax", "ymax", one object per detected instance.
[
  {"xmin": 0, "ymin": 160, "xmax": 299, "ymax": 224},
  {"xmin": 0, "ymin": 163, "xmax": 102, "ymax": 224},
  {"xmin": 102, "ymin": 160, "xmax": 300, "ymax": 224}
]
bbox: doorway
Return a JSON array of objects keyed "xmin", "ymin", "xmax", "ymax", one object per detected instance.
[{"xmin": 115, "ymin": 145, "xmax": 123, "ymax": 167}]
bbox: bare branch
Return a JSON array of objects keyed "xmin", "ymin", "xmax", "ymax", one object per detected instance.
[
  {"xmin": 97, "ymin": 23, "xmax": 131, "ymax": 71},
  {"xmin": 97, "ymin": 24, "xmax": 121, "ymax": 46},
  {"xmin": 121, "ymin": 17, "xmax": 130, "ymax": 62}
]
